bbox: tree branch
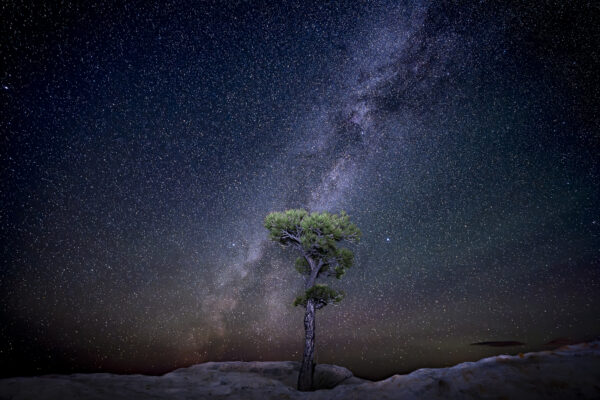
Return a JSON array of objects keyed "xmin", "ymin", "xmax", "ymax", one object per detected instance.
[
  {"xmin": 281, "ymin": 229, "xmax": 301, "ymax": 243},
  {"xmin": 304, "ymin": 257, "xmax": 323, "ymax": 289}
]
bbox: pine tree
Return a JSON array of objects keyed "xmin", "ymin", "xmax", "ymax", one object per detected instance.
[{"xmin": 264, "ymin": 209, "xmax": 360, "ymax": 391}]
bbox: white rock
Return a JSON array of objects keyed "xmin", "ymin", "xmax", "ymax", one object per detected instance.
[{"xmin": 1, "ymin": 342, "xmax": 598, "ymax": 399}]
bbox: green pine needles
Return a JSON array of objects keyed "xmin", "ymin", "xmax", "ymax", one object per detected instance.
[
  {"xmin": 264, "ymin": 208, "xmax": 361, "ymax": 391},
  {"xmin": 293, "ymin": 284, "xmax": 345, "ymax": 309},
  {"xmin": 264, "ymin": 209, "xmax": 361, "ymax": 307}
]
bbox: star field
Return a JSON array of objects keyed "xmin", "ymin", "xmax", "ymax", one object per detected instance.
[{"xmin": 1, "ymin": 0, "xmax": 599, "ymax": 380}]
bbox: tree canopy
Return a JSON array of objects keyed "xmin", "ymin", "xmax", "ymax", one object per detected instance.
[{"xmin": 264, "ymin": 209, "xmax": 360, "ymax": 306}]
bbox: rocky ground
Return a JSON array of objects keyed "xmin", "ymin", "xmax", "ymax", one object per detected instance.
[{"xmin": 1, "ymin": 342, "xmax": 599, "ymax": 399}]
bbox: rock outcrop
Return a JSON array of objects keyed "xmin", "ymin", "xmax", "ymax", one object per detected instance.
[{"xmin": 1, "ymin": 342, "xmax": 599, "ymax": 399}]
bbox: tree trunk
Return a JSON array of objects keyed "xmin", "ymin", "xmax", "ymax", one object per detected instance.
[{"xmin": 297, "ymin": 298, "xmax": 316, "ymax": 391}]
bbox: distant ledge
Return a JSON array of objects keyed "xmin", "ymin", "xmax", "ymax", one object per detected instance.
[
  {"xmin": 1, "ymin": 342, "xmax": 599, "ymax": 399},
  {"xmin": 470, "ymin": 340, "xmax": 526, "ymax": 347}
]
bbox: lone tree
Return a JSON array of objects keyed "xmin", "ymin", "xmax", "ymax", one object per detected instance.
[{"xmin": 264, "ymin": 209, "xmax": 360, "ymax": 391}]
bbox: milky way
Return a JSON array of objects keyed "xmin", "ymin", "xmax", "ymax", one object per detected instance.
[{"xmin": 1, "ymin": 1, "xmax": 599, "ymax": 379}]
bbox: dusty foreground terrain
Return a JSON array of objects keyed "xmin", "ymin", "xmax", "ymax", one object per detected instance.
[{"xmin": 1, "ymin": 342, "xmax": 599, "ymax": 400}]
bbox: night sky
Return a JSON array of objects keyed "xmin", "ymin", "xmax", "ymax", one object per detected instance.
[{"xmin": 1, "ymin": 0, "xmax": 599, "ymax": 380}]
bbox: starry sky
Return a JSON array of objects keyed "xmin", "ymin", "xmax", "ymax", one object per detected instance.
[{"xmin": 1, "ymin": 0, "xmax": 599, "ymax": 380}]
